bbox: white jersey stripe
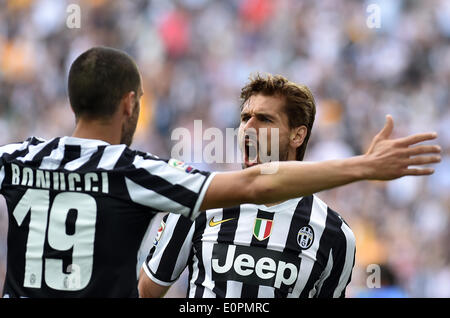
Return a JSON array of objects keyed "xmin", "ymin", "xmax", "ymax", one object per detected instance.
[
  {"xmin": 97, "ymin": 145, "xmax": 126, "ymax": 169},
  {"xmin": 290, "ymin": 197, "xmax": 328, "ymax": 297},
  {"xmin": 233, "ymin": 204, "xmax": 258, "ymax": 246},
  {"xmin": 189, "ymin": 253, "xmax": 201, "ymax": 297},
  {"xmin": 199, "ymin": 210, "xmax": 221, "ymax": 298},
  {"xmin": 200, "ymin": 242, "xmax": 216, "ymax": 298},
  {"xmin": 137, "ymin": 221, "xmax": 154, "ymax": 278},
  {"xmin": 266, "ymin": 199, "xmax": 300, "ymax": 251},
  {"xmin": 191, "ymin": 172, "xmax": 216, "ymax": 220},
  {"xmin": 226, "ymin": 281, "xmax": 243, "ymax": 298},
  {"xmin": 125, "ymin": 177, "xmax": 190, "ymax": 215},
  {"xmin": 16, "ymin": 139, "xmax": 51, "ymax": 163},
  {"xmin": 64, "ymin": 146, "xmax": 95, "ymax": 171},
  {"xmin": 146, "ymin": 215, "xmax": 179, "ymax": 278},
  {"xmin": 39, "ymin": 139, "xmax": 65, "ymax": 170},
  {"xmin": 132, "ymin": 155, "xmax": 206, "ymax": 193},
  {"xmin": 59, "ymin": 136, "xmax": 109, "ymax": 148},
  {"xmin": 0, "ymin": 142, "xmax": 29, "ymax": 156},
  {"xmin": 143, "ymin": 264, "xmax": 172, "ymax": 287},
  {"xmin": 172, "ymin": 224, "xmax": 195, "ymax": 282},
  {"xmin": 0, "ymin": 166, "xmax": 5, "ymax": 189},
  {"xmin": 257, "ymin": 285, "xmax": 275, "ymax": 298}
]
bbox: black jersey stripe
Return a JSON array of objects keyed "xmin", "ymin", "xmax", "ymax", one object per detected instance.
[
  {"xmin": 274, "ymin": 196, "xmax": 314, "ymax": 298},
  {"xmin": 212, "ymin": 206, "xmax": 240, "ymax": 297},
  {"xmin": 250, "ymin": 209, "xmax": 274, "ymax": 247},
  {"xmin": 241, "ymin": 209, "xmax": 275, "ymax": 298},
  {"xmin": 77, "ymin": 145, "xmax": 107, "ymax": 173},
  {"xmin": 284, "ymin": 195, "xmax": 314, "ymax": 255},
  {"xmin": 190, "ymin": 212, "xmax": 207, "ymax": 298},
  {"xmin": 126, "ymin": 169, "xmax": 200, "ymax": 210},
  {"xmin": 300, "ymin": 207, "xmax": 338, "ymax": 298},
  {"xmin": 144, "ymin": 215, "xmax": 171, "ymax": 273},
  {"xmin": 216, "ymin": 207, "xmax": 240, "ymax": 244},
  {"xmin": 27, "ymin": 138, "xmax": 60, "ymax": 168},
  {"xmin": 315, "ymin": 209, "xmax": 345, "ymax": 297},
  {"xmin": 154, "ymin": 216, "xmax": 193, "ymax": 283},
  {"xmin": 57, "ymin": 145, "xmax": 81, "ymax": 170},
  {"xmin": 341, "ymin": 247, "xmax": 356, "ymax": 297},
  {"xmin": 193, "ymin": 242, "xmax": 206, "ymax": 298},
  {"xmin": 2, "ymin": 138, "xmax": 43, "ymax": 163}
]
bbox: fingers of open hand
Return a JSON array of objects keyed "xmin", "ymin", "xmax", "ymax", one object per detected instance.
[
  {"xmin": 402, "ymin": 144, "xmax": 441, "ymax": 156},
  {"xmin": 395, "ymin": 132, "xmax": 438, "ymax": 147},
  {"xmin": 402, "ymin": 167, "xmax": 435, "ymax": 176},
  {"xmin": 405, "ymin": 155, "xmax": 442, "ymax": 166}
]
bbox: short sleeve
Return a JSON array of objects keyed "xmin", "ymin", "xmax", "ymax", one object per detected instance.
[
  {"xmin": 142, "ymin": 213, "xmax": 195, "ymax": 286},
  {"xmin": 0, "ymin": 142, "xmax": 30, "ymax": 192},
  {"xmin": 124, "ymin": 156, "xmax": 216, "ymax": 220}
]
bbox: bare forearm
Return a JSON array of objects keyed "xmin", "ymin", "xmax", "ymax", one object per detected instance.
[
  {"xmin": 201, "ymin": 156, "xmax": 368, "ymax": 210},
  {"xmin": 138, "ymin": 268, "xmax": 170, "ymax": 298}
]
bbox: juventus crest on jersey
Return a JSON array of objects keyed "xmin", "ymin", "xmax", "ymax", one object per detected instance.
[
  {"xmin": 0, "ymin": 136, "xmax": 214, "ymax": 297},
  {"xmin": 143, "ymin": 195, "xmax": 356, "ymax": 298}
]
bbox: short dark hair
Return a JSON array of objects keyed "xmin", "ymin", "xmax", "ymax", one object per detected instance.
[
  {"xmin": 68, "ymin": 46, "xmax": 141, "ymax": 120},
  {"xmin": 240, "ymin": 73, "xmax": 316, "ymax": 161}
]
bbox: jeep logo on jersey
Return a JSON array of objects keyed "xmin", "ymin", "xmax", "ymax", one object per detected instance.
[
  {"xmin": 297, "ymin": 225, "xmax": 314, "ymax": 249},
  {"xmin": 211, "ymin": 244, "xmax": 300, "ymax": 291}
]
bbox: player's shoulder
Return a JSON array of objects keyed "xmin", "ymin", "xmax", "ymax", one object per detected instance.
[
  {"xmin": 164, "ymin": 211, "xmax": 195, "ymax": 225},
  {"xmin": 0, "ymin": 136, "xmax": 46, "ymax": 156},
  {"xmin": 131, "ymin": 148, "xmax": 164, "ymax": 161},
  {"xmin": 1, "ymin": 136, "xmax": 46, "ymax": 148},
  {"xmin": 126, "ymin": 148, "xmax": 194, "ymax": 169},
  {"xmin": 102, "ymin": 145, "xmax": 167, "ymax": 171},
  {"xmin": 312, "ymin": 194, "xmax": 355, "ymax": 241}
]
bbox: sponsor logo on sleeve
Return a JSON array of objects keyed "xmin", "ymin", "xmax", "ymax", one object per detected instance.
[
  {"xmin": 168, "ymin": 159, "xmax": 194, "ymax": 173},
  {"xmin": 153, "ymin": 220, "xmax": 166, "ymax": 246}
]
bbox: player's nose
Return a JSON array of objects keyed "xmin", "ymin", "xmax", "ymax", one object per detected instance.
[{"xmin": 243, "ymin": 116, "xmax": 259, "ymax": 131}]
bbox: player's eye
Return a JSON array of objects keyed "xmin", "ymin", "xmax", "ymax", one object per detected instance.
[
  {"xmin": 241, "ymin": 115, "xmax": 250, "ymax": 122},
  {"xmin": 260, "ymin": 116, "xmax": 272, "ymax": 123}
]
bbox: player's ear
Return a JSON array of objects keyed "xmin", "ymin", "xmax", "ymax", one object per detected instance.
[
  {"xmin": 122, "ymin": 91, "xmax": 136, "ymax": 118},
  {"xmin": 290, "ymin": 126, "xmax": 307, "ymax": 149}
]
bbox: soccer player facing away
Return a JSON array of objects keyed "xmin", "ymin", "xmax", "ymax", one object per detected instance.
[
  {"xmin": 138, "ymin": 74, "xmax": 440, "ymax": 298},
  {"xmin": 0, "ymin": 47, "xmax": 441, "ymax": 298}
]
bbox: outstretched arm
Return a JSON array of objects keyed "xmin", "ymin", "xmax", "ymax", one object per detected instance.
[{"xmin": 200, "ymin": 115, "xmax": 441, "ymax": 210}]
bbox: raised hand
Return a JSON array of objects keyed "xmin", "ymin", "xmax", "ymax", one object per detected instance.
[{"xmin": 364, "ymin": 115, "xmax": 441, "ymax": 180}]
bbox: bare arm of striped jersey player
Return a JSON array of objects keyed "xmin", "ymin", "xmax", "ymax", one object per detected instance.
[
  {"xmin": 200, "ymin": 116, "xmax": 441, "ymax": 211},
  {"xmin": 138, "ymin": 268, "xmax": 169, "ymax": 298}
]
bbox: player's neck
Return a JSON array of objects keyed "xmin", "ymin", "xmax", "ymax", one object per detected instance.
[
  {"xmin": 72, "ymin": 117, "xmax": 122, "ymax": 145},
  {"xmin": 264, "ymin": 151, "xmax": 299, "ymax": 207}
]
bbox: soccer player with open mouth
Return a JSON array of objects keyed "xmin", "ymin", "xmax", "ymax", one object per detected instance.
[{"xmin": 138, "ymin": 74, "xmax": 440, "ymax": 298}]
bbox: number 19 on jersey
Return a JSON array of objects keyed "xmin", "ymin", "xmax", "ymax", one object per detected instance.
[{"xmin": 13, "ymin": 189, "xmax": 97, "ymax": 291}]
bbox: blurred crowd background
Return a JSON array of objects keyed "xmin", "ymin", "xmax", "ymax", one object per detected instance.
[{"xmin": 0, "ymin": 0, "xmax": 449, "ymax": 297}]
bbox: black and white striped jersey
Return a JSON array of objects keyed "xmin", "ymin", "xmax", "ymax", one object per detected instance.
[
  {"xmin": 143, "ymin": 195, "xmax": 356, "ymax": 298},
  {"xmin": 0, "ymin": 136, "xmax": 215, "ymax": 298}
]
